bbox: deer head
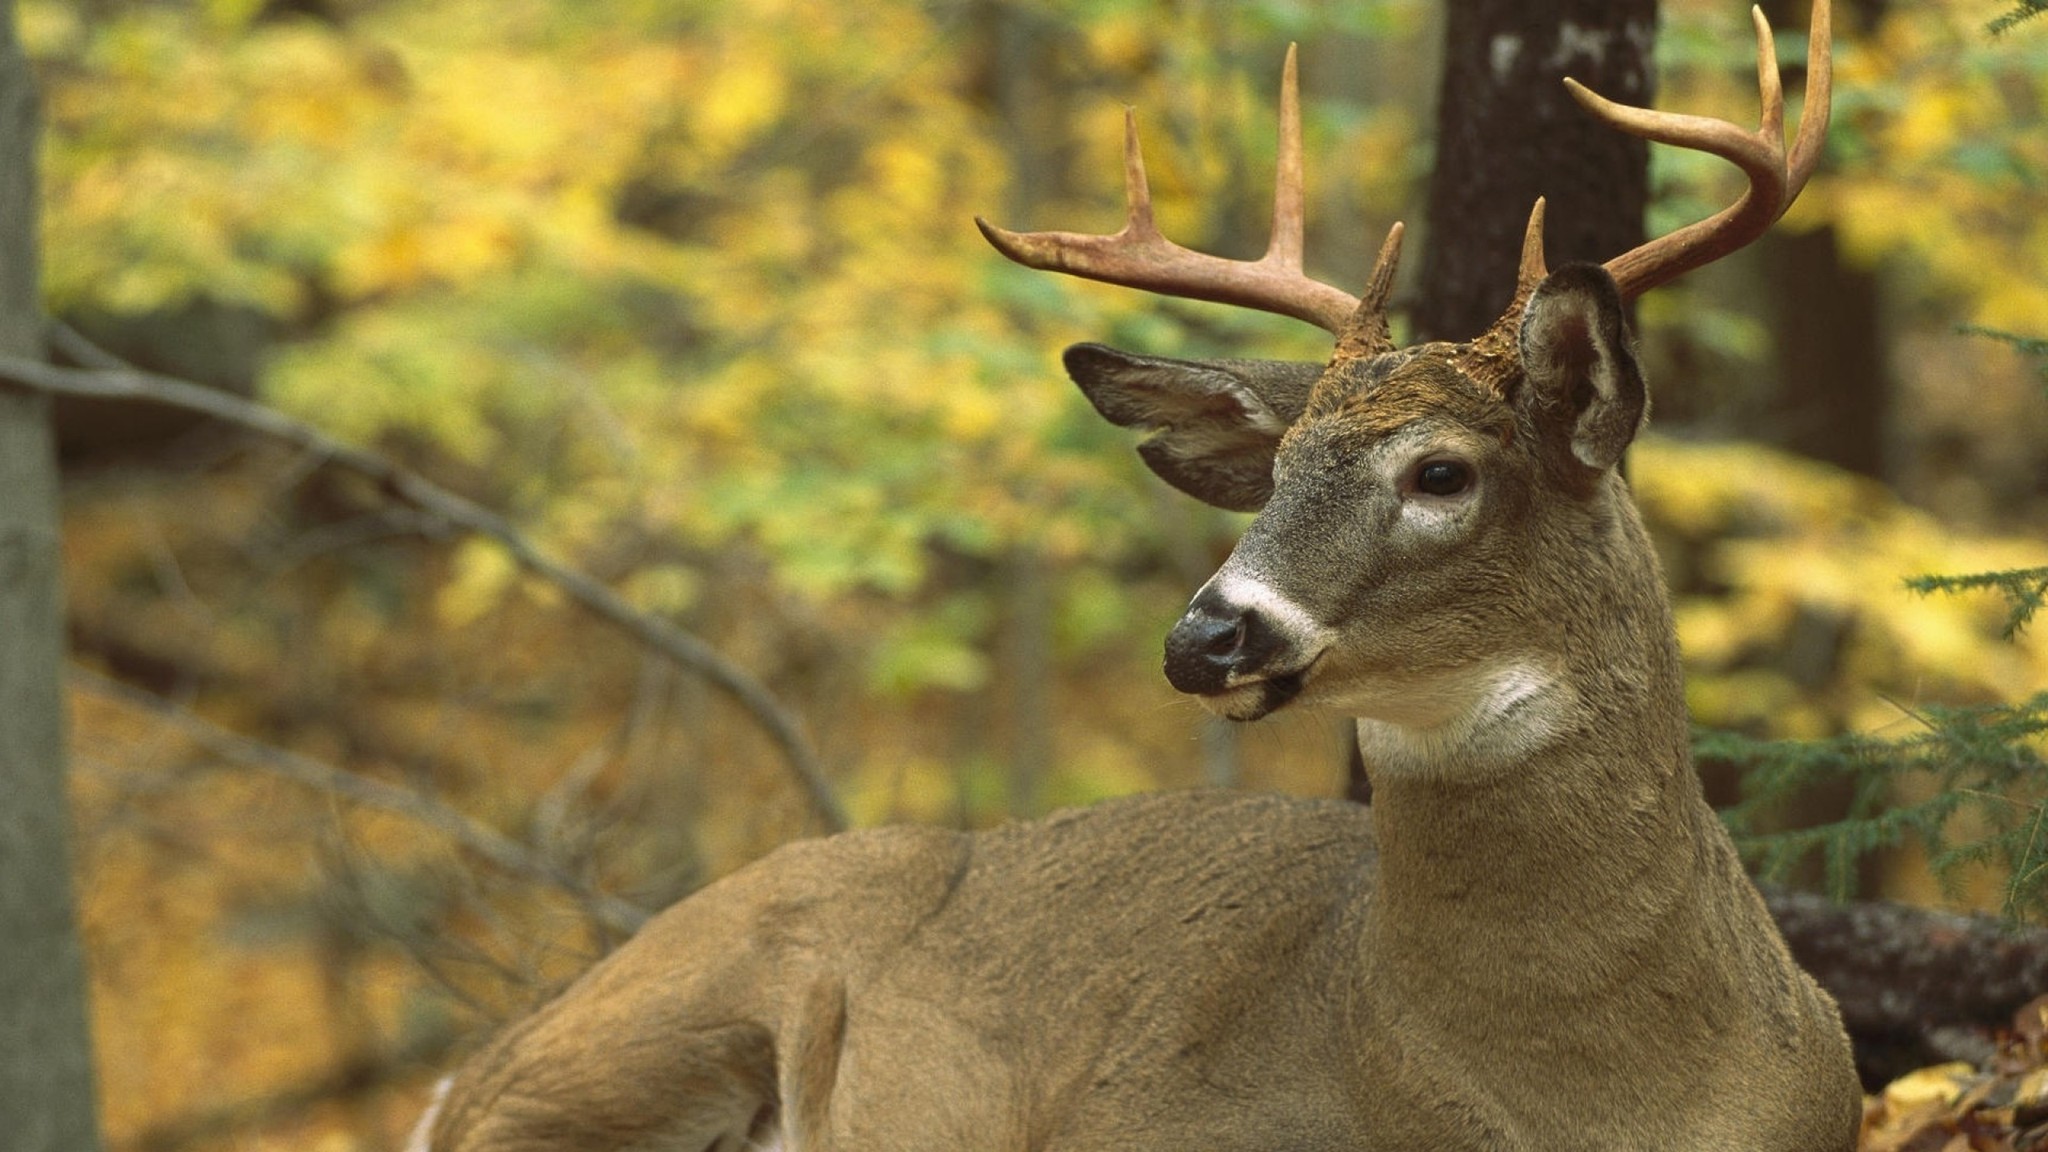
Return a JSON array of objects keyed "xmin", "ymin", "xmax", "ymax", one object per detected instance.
[{"xmin": 978, "ymin": 3, "xmax": 1830, "ymax": 761}]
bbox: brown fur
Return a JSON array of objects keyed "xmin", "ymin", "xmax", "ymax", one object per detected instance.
[{"xmin": 418, "ymin": 266, "xmax": 1860, "ymax": 1151}]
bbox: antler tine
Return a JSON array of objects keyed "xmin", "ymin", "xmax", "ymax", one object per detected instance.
[
  {"xmin": 1455, "ymin": 200, "xmax": 1549, "ymax": 390},
  {"xmin": 1753, "ymin": 6, "xmax": 1785, "ymax": 151},
  {"xmin": 1267, "ymin": 44, "xmax": 1306, "ymax": 270},
  {"xmin": 975, "ymin": 47, "xmax": 1364, "ymax": 336},
  {"xmin": 1566, "ymin": 0, "xmax": 1832, "ymax": 300},
  {"xmin": 1786, "ymin": 0, "xmax": 1834, "ymax": 202},
  {"xmin": 1119, "ymin": 108, "xmax": 1159, "ymax": 240},
  {"xmin": 1516, "ymin": 198, "xmax": 1548, "ymax": 298},
  {"xmin": 1333, "ymin": 222, "xmax": 1405, "ymax": 360},
  {"xmin": 1360, "ymin": 221, "xmax": 1405, "ymax": 315}
]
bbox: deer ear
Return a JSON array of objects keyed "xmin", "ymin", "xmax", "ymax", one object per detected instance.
[
  {"xmin": 1062, "ymin": 343, "xmax": 1321, "ymax": 513},
  {"xmin": 1516, "ymin": 264, "xmax": 1646, "ymax": 473}
]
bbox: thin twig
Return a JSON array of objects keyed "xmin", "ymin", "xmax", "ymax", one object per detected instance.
[
  {"xmin": 6, "ymin": 328, "xmax": 847, "ymax": 832},
  {"xmin": 73, "ymin": 666, "xmax": 651, "ymax": 935},
  {"xmin": 119, "ymin": 1024, "xmax": 460, "ymax": 1152}
]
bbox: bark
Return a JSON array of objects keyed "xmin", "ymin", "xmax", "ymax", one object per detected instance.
[
  {"xmin": 1414, "ymin": 0, "xmax": 1656, "ymax": 343},
  {"xmin": 0, "ymin": 4, "xmax": 105, "ymax": 1148},
  {"xmin": 1763, "ymin": 225, "xmax": 1890, "ymax": 478}
]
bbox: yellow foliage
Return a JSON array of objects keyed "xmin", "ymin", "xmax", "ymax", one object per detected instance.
[
  {"xmin": 1656, "ymin": 0, "xmax": 2048, "ymax": 339},
  {"xmin": 436, "ymin": 537, "xmax": 518, "ymax": 628},
  {"xmin": 1636, "ymin": 437, "xmax": 2048, "ymax": 739},
  {"xmin": 623, "ymin": 563, "xmax": 702, "ymax": 616},
  {"xmin": 16, "ymin": 2, "xmax": 76, "ymax": 54},
  {"xmin": 696, "ymin": 47, "xmax": 788, "ymax": 159},
  {"xmin": 1881, "ymin": 1062, "xmax": 1975, "ymax": 1111}
]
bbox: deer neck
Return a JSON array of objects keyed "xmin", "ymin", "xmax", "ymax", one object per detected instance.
[{"xmin": 1355, "ymin": 487, "xmax": 1710, "ymax": 992}]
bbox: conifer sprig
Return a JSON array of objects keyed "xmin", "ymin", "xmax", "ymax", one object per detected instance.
[
  {"xmin": 1988, "ymin": 1, "xmax": 2048, "ymax": 37},
  {"xmin": 1906, "ymin": 567, "xmax": 2048, "ymax": 639},
  {"xmin": 1959, "ymin": 324, "xmax": 2048, "ymax": 379},
  {"xmin": 1706, "ymin": 695, "xmax": 2048, "ymax": 922}
]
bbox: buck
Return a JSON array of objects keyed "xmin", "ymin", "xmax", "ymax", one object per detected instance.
[{"xmin": 411, "ymin": 3, "xmax": 1859, "ymax": 1149}]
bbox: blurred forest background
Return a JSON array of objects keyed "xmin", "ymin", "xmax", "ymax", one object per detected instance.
[{"xmin": 8, "ymin": 0, "xmax": 2048, "ymax": 1148}]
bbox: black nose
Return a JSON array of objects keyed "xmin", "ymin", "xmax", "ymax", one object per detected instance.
[{"xmin": 1163, "ymin": 585, "xmax": 1286, "ymax": 695}]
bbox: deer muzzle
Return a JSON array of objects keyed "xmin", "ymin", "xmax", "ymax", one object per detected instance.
[{"xmin": 1164, "ymin": 581, "xmax": 1305, "ymax": 709}]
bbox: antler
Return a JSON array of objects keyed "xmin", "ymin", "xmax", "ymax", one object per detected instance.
[
  {"xmin": 1568, "ymin": 0, "xmax": 1832, "ymax": 299},
  {"xmin": 976, "ymin": 45, "xmax": 1400, "ymax": 340}
]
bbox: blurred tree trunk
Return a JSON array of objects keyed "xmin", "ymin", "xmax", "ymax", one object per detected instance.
[
  {"xmin": 1003, "ymin": 547, "xmax": 1055, "ymax": 816},
  {"xmin": 0, "ymin": 4, "xmax": 105, "ymax": 1149},
  {"xmin": 1758, "ymin": 0, "xmax": 1889, "ymax": 479},
  {"xmin": 1762, "ymin": 224, "xmax": 1887, "ymax": 478},
  {"xmin": 1414, "ymin": 0, "xmax": 1656, "ymax": 344},
  {"xmin": 986, "ymin": 2, "xmax": 1067, "ymax": 817},
  {"xmin": 1344, "ymin": 0, "xmax": 1657, "ymax": 805}
]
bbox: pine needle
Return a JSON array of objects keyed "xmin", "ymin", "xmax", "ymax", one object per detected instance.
[
  {"xmin": 1988, "ymin": 1, "xmax": 2048, "ymax": 37},
  {"xmin": 1705, "ymin": 694, "xmax": 2048, "ymax": 924}
]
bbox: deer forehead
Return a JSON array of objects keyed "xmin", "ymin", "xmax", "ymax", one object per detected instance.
[{"xmin": 1294, "ymin": 349, "xmax": 1517, "ymax": 446}]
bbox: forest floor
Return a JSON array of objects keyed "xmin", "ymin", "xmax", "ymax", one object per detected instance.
[{"xmin": 1864, "ymin": 997, "xmax": 2048, "ymax": 1151}]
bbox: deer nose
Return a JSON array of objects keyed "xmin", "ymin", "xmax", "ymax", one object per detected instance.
[{"xmin": 1163, "ymin": 586, "xmax": 1286, "ymax": 695}]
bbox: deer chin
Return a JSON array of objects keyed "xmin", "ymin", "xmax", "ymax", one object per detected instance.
[{"xmin": 1199, "ymin": 661, "xmax": 1315, "ymax": 721}]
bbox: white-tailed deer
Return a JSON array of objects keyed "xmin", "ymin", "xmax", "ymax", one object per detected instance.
[{"xmin": 412, "ymin": 4, "xmax": 1859, "ymax": 1149}]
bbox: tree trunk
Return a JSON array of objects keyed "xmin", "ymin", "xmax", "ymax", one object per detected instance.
[
  {"xmin": 986, "ymin": 2, "xmax": 1065, "ymax": 818},
  {"xmin": 1414, "ymin": 0, "xmax": 1656, "ymax": 343},
  {"xmin": 1762, "ymin": 220, "xmax": 1889, "ymax": 479},
  {"xmin": 1003, "ymin": 547, "xmax": 1055, "ymax": 817},
  {"xmin": 0, "ymin": 4, "xmax": 104, "ymax": 1148}
]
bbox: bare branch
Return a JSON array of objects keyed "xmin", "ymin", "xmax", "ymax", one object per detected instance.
[
  {"xmin": 4, "ymin": 328, "xmax": 848, "ymax": 833},
  {"xmin": 119, "ymin": 1024, "xmax": 457, "ymax": 1152},
  {"xmin": 73, "ymin": 666, "xmax": 651, "ymax": 935}
]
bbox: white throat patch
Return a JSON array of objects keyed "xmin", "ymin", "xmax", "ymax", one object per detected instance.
[{"xmin": 1351, "ymin": 659, "xmax": 1575, "ymax": 778}]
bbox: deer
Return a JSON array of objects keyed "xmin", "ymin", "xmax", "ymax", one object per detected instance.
[{"xmin": 410, "ymin": 3, "xmax": 1859, "ymax": 1149}]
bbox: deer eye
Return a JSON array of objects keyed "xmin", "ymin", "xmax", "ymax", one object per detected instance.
[{"xmin": 1414, "ymin": 460, "xmax": 1472, "ymax": 497}]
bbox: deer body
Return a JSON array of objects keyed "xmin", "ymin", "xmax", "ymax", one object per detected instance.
[
  {"xmin": 427, "ymin": 776, "xmax": 1856, "ymax": 1151},
  {"xmin": 420, "ymin": 4, "xmax": 1861, "ymax": 1148},
  {"xmin": 422, "ymin": 344, "xmax": 1859, "ymax": 1152}
]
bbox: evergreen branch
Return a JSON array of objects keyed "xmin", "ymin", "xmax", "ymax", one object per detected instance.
[
  {"xmin": 1705, "ymin": 693, "xmax": 2048, "ymax": 923},
  {"xmin": 1988, "ymin": 0, "xmax": 2048, "ymax": 37},
  {"xmin": 1959, "ymin": 323, "xmax": 2048, "ymax": 384},
  {"xmin": 0, "ymin": 329, "xmax": 849, "ymax": 834},
  {"xmin": 1958, "ymin": 324, "xmax": 2048, "ymax": 358},
  {"xmin": 1905, "ymin": 566, "xmax": 2048, "ymax": 638}
]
